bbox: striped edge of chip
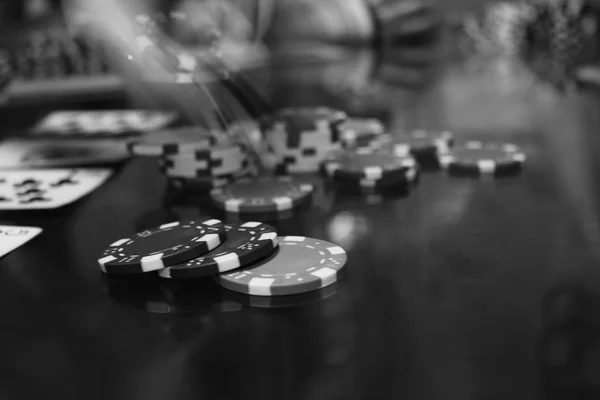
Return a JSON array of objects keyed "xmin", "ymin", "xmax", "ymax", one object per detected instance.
[
  {"xmin": 322, "ymin": 151, "xmax": 416, "ymax": 180},
  {"xmin": 380, "ymin": 130, "xmax": 454, "ymax": 155},
  {"xmin": 98, "ymin": 219, "xmax": 226, "ymax": 274},
  {"xmin": 215, "ymin": 236, "xmax": 347, "ymax": 296},
  {"xmin": 158, "ymin": 221, "xmax": 279, "ymax": 279},
  {"xmin": 438, "ymin": 141, "xmax": 526, "ymax": 174},
  {"xmin": 209, "ymin": 176, "xmax": 314, "ymax": 213},
  {"xmin": 332, "ymin": 165, "xmax": 419, "ymax": 188},
  {"xmin": 127, "ymin": 128, "xmax": 222, "ymax": 157},
  {"xmin": 354, "ymin": 167, "xmax": 419, "ymax": 187},
  {"xmin": 166, "ymin": 166, "xmax": 253, "ymax": 187}
]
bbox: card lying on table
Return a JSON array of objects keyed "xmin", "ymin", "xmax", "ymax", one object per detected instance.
[
  {"xmin": 0, "ymin": 169, "xmax": 113, "ymax": 210},
  {"xmin": 0, "ymin": 225, "xmax": 42, "ymax": 259},
  {"xmin": 0, "ymin": 138, "xmax": 130, "ymax": 168},
  {"xmin": 30, "ymin": 110, "xmax": 178, "ymax": 139}
]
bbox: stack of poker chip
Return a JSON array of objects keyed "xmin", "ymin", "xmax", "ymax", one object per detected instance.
[
  {"xmin": 261, "ymin": 107, "xmax": 347, "ymax": 175},
  {"xmin": 321, "ymin": 147, "xmax": 419, "ymax": 194},
  {"xmin": 127, "ymin": 125, "xmax": 255, "ymax": 191},
  {"xmin": 371, "ymin": 129, "xmax": 454, "ymax": 166},
  {"xmin": 98, "ymin": 219, "xmax": 348, "ymax": 300}
]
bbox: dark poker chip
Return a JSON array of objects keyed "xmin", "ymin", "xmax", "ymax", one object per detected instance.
[
  {"xmin": 262, "ymin": 107, "xmax": 347, "ymax": 149},
  {"xmin": 210, "ymin": 176, "xmax": 314, "ymax": 213},
  {"xmin": 438, "ymin": 141, "xmax": 526, "ymax": 176},
  {"xmin": 322, "ymin": 148, "xmax": 416, "ymax": 181},
  {"xmin": 377, "ymin": 129, "xmax": 454, "ymax": 157},
  {"xmin": 216, "ymin": 236, "xmax": 347, "ymax": 296},
  {"xmin": 160, "ymin": 154, "xmax": 250, "ymax": 179},
  {"xmin": 166, "ymin": 169, "xmax": 253, "ymax": 192},
  {"xmin": 98, "ymin": 219, "xmax": 226, "ymax": 275},
  {"xmin": 159, "ymin": 222, "xmax": 278, "ymax": 279},
  {"xmin": 333, "ymin": 166, "xmax": 419, "ymax": 190}
]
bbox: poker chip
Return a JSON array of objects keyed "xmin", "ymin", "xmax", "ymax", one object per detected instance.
[
  {"xmin": 160, "ymin": 157, "xmax": 250, "ymax": 179},
  {"xmin": 378, "ymin": 129, "xmax": 454, "ymax": 157},
  {"xmin": 273, "ymin": 146, "xmax": 342, "ymax": 175},
  {"xmin": 262, "ymin": 107, "xmax": 348, "ymax": 175},
  {"xmin": 334, "ymin": 166, "xmax": 419, "ymax": 190},
  {"xmin": 159, "ymin": 222, "xmax": 278, "ymax": 279},
  {"xmin": 127, "ymin": 127, "xmax": 224, "ymax": 157},
  {"xmin": 166, "ymin": 169, "xmax": 253, "ymax": 192},
  {"xmin": 438, "ymin": 141, "xmax": 526, "ymax": 175},
  {"xmin": 210, "ymin": 176, "xmax": 314, "ymax": 213},
  {"xmin": 159, "ymin": 145, "xmax": 247, "ymax": 178},
  {"xmin": 216, "ymin": 236, "xmax": 347, "ymax": 296},
  {"xmin": 98, "ymin": 219, "xmax": 226, "ymax": 275},
  {"xmin": 227, "ymin": 120, "xmax": 263, "ymax": 149},
  {"xmin": 262, "ymin": 107, "xmax": 347, "ymax": 143},
  {"xmin": 322, "ymin": 148, "xmax": 417, "ymax": 181}
]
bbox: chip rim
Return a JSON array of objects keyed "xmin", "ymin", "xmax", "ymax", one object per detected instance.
[
  {"xmin": 216, "ymin": 236, "xmax": 348, "ymax": 296},
  {"xmin": 158, "ymin": 222, "xmax": 279, "ymax": 279},
  {"xmin": 209, "ymin": 176, "xmax": 314, "ymax": 213},
  {"xmin": 438, "ymin": 140, "xmax": 526, "ymax": 175}
]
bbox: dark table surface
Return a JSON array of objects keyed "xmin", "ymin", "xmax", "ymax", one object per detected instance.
[{"xmin": 3, "ymin": 35, "xmax": 600, "ymax": 400}]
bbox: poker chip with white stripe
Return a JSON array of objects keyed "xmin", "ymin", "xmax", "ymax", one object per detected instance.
[
  {"xmin": 159, "ymin": 222, "xmax": 278, "ymax": 279},
  {"xmin": 438, "ymin": 140, "xmax": 526, "ymax": 176},
  {"xmin": 127, "ymin": 127, "xmax": 226, "ymax": 157},
  {"xmin": 321, "ymin": 147, "xmax": 417, "ymax": 181},
  {"xmin": 216, "ymin": 236, "xmax": 347, "ymax": 296},
  {"xmin": 262, "ymin": 107, "xmax": 347, "ymax": 174},
  {"xmin": 376, "ymin": 129, "xmax": 454, "ymax": 158},
  {"xmin": 159, "ymin": 144, "xmax": 248, "ymax": 178},
  {"xmin": 98, "ymin": 219, "xmax": 226, "ymax": 275},
  {"xmin": 210, "ymin": 176, "xmax": 314, "ymax": 214}
]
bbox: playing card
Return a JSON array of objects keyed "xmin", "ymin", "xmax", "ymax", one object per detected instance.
[
  {"xmin": 0, "ymin": 168, "xmax": 113, "ymax": 210},
  {"xmin": 0, "ymin": 138, "xmax": 129, "ymax": 168},
  {"xmin": 0, "ymin": 225, "xmax": 42, "ymax": 259},
  {"xmin": 30, "ymin": 110, "xmax": 179, "ymax": 139}
]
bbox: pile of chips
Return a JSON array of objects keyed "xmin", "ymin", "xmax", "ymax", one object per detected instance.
[
  {"xmin": 261, "ymin": 107, "xmax": 347, "ymax": 175},
  {"xmin": 127, "ymin": 125, "xmax": 255, "ymax": 190},
  {"xmin": 98, "ymin": 219, "xmax": 348, "ymax": 297},
  {"xmin": 325, "ymin": 128, "xmax": 526, "ymax": 181},
  {"xmin": 126, "ymin": 105, "xmax": 527, "ymax": 208},
  {"xmin": 107, "ymin": 105, "xmax": 529, "ymax": 311}
]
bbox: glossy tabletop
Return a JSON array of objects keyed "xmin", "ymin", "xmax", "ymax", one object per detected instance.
[{"xmin": 2, "ymin": 24, "xmax": 600, "ymax": 400}]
